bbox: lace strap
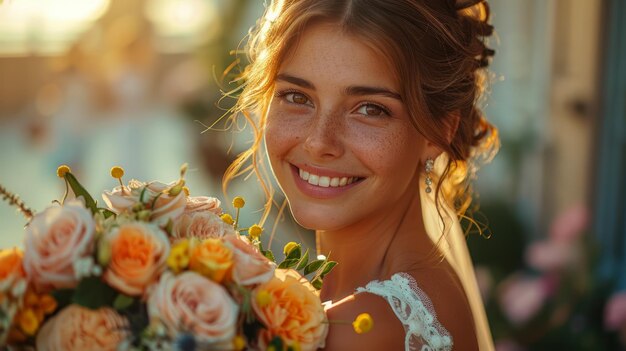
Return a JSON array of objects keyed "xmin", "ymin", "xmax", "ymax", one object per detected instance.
[{"xmin": 356, "ymin": 273, "xmax": 453, "ymax": 351}]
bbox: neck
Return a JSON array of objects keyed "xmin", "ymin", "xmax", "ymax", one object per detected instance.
[{"xmin": 318, "ymin": 188, "xmax": 438, "ymax": 302}]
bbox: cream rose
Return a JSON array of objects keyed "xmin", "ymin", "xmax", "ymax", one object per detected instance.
[
  {"xmin": 171, "ymin": 212, "xmax": 236, "ymax": 241},
  {"xmin": 23, "ymin": 201, "xmax": 95, "ymax": 291},
  {"xmin": 253, "ymin": 269, "xmax": 328, "ymax": 351},
  {"xmin": 35, "ymin": 305, "xmax": 129, "ymax": 351},
  {"xmin": 102, "ymin": 222, "xmax": 170, "ymax": 296},
  {"xmin": 102, "ymin": 180, "xmax": 186, "ymax": 226},
  {"xmin": 147, "ymin": 271, "xmax": 238, "ymax": 346},
  {"xmin": 185, "ymin": 196, "xmax": 222, "ymax": 215},
  {"xmin": 223, "ymin": 235, "xmax": 275, "ymax": 286}
]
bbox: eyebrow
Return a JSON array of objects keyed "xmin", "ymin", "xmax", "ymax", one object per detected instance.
[{"xmin": 275, "ymin": 73, "xmax": 402, "ymax": 101}]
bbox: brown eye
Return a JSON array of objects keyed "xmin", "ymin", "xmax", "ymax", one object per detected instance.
[
  {"xmin": 287, "ymin": 92, "xmax": 309, "ymax": 105},
  {"xmin": 357, "ymin": 103, "xmax": 388, "ymax": 117}
]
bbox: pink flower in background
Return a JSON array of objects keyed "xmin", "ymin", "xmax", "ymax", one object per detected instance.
[
  {"xmin": 474, "ymin": 265, "xmax": 494, "ymax": 302},
  {"xmin": 185, "ymin": 196, "xmax": 222, "ymax": 215},
  {"xmin": 498, "ymin": 274, "xmax": 549, "ymax": 326},
  {"xmin": 495, "ymin": 339, "xmax": 526, "ymax": 351},
  {"xmin": 23, "ymin": 201, "xmax": 95, "ymax": 291},
  {"xmin": 549, "ymin": 204, "xmax": 589, "ymax": 243},
  {"xmin": 525, "ymin": 240, "xmax": 579, "ymax": 271},
  {"xmin": 604, "ymin": 291, "xmax": 626, "ymax": 330}
]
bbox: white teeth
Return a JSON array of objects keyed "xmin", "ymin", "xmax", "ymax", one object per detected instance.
[
  {"xmin": 308, "ymin": 174, "xmax": 319, "ymax": 186},
  {"xmin": 298, "ymin": 168, "xmax": 359, "ymax": 188},
  {"xmin": 319, "ymin": 176, "xmax": 330, "ymax": 187}
]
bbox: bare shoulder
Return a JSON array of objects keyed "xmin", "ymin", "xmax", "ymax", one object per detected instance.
[
  {"xmin": 322, "ymin": 290, "xmax": 405, "ymax": 351},
  {"xmin": 405, "ymin": 265, "xmax": 479, "ymax": 351}
]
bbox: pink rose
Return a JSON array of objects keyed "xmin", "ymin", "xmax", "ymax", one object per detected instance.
[
  {"xmin": 102, "ymin": 180, "xmax": 186, "ymax": 226},
  {"xmin": 23, "ymin": 200, "xmax": 95, "ymax": 291},
  {"xmin": 525, "ymin": 240, "xmax": 580, "ymax": 271},
  {"xmin": 185, "ymin": 196, "xmax": 222, "ymax": 215},
  {"xmin": 605, "ymin": 291, "xmax": 626, "ymax": 330},
  {"xmin": 498, "ymin": 274, "xmax": 548, "ymax": 325},
  {"xmin": 223, "ymin": 235, "xmax": 275, "ymax": 286},
  {"xmin": 102, "ymin": 222, "xmax": 170, "ymax": 296},
  {"xmin": 35, "ymin": 305, "xmax": 129, "ymax": 351},
  {"xmin": 172, "ymin": 212, "xmax": 236, "ymax": 241},
  {"xmin": 147, "ymin": 271, "xmax": 238, "ymax": 346},
  {"xmin": 549, "ymin": 204, "xmax": 589, "ymax": 243}
]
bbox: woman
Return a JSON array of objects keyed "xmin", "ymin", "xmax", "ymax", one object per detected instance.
[{"xmin": 224, "ymin": 0, "xmax": 498, "ymax": 349}]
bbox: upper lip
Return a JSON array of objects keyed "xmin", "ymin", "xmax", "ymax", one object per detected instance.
[{"xmin": 291, "ymin": 163, "xmax": 364, "ymax": 179}]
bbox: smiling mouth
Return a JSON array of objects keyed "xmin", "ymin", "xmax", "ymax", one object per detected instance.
[{"xmin": 296, "ymin": 167, "xmax": 364, "ymax": 188}]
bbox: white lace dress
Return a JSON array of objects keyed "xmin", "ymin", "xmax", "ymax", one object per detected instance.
[{"xmin": 356, "ymin": 273, "xmax": 453, "ymax": 351}]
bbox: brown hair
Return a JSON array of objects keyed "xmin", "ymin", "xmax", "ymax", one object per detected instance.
[{"xmin": 221, "ymin": 0, "xmax": 499, "ymax": 229}]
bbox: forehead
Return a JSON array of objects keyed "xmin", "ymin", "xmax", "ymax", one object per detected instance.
[{"xmin": 278, "ymin": 22, "xmax": 400, "ymax": 92}]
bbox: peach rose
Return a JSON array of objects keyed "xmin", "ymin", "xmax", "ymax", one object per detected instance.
[
  {"xmin": 103, "ymin": 222, "xmax": 170, "ymax": 296},
  {"xmin": 189, "ymin": 239, "xmax": 233, "ymax": 283},
  {"xmin": 35, "ymin": 305, "xmax": 129, "ymax": 351},
  {"xmin": 102, "ymin": 180, "xmax": 186, "ymax": 226},
  {"xmin": 23, "ymin": 201, "xmax": 95, "ymax": 291},
  {"xmin": 252, "ymin": 269, "xmax": 328, "ymax": 351},
  {"xmin": 223, "ymin": 235, "xmax": 275, "ymax": 286},
  {"xmin": 185, "ymin": 196, "xmax": 222, "ymax": 215},
  {"xmin": 147, "ymin": 271, "xmax": 238, "ymax": 346},
  {"xmin": 172, "ymin": 211, "xmax": 236, "ymax": 241}
]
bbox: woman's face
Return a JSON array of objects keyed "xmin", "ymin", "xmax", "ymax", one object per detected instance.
[{"xmin": 265, "ymin": 22, "xmax": 427, "ymax": 231}]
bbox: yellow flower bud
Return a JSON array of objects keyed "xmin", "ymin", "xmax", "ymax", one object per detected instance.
[
  {"xmin": 167, "ymin": 240, "xmax": 190, "ymax": 274},
  {"xmin": 352, "ymin": 313, "xmax": 374, "ymax": 334},
  {"xmin": 56, "ymin": 165, "xmax": 71, "ymax": 178},
  {"xmin": 283, "ymin": 242, "xmax": 299, "ymax": 255},
  {"xmin": 183, "ymin": 186, "xmax": 190, "ymax": 196},
  {"xmin": 110, "ymin": 166, "xmax": 124, "ymax": 179},
  {"xmin": 256, "ymin": 289, "xmax": 271, "ymax": 308},
  {"xmin": 232, "ymin": 335, "xmax": 246, "ymax": 351},
  {"xmin": 220, "ymin": 213, "xmax": 234, "ymax": 225},
  {"xmin": 290, "ymin": 341, "xmax": 302, "ymax": 351},
  {"xmin": 18, "ymin": 308, "xmax": 39, "ymax": 335},
  {"xmin": 248, "ymin": 224, "xmax": 263, "ymax": 239},
  {"xmin": 232, "ymin": 196, "xmax": 245, "ymax": 209}
]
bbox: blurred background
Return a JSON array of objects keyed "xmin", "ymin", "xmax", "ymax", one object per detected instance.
[{"xmin": 0, "ymin": 0, "xmax": 624, "ymax": 349}]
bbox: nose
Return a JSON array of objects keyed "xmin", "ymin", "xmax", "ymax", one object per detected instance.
[{"xmin": 303, "ymin": 109, "xmax": 345, "ymax": 160}]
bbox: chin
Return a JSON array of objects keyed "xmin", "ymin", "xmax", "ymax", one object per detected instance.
[{"xmin": 287, "ymin": 200, "xmax": 350, "ymax": 232}]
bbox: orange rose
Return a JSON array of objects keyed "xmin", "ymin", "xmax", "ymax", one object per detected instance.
[
  {"xmin": 35, "ymin": 305, "xmax": 129, "ymax": 351},
  {"xmin": 252, "ymin": 269, "xmax": 328, "ymax": 351},
  {"xmin": 172, "ymin": 212, "xmax": 236, "ymax": 241},
  {"xmin": 23, "ymin": 201, "xmax": 95, "ymax": 291},
  {"xmin": 103, "ymin": 222, "xmax": 170, "ymax": 296},
  {"xmin": 102, "ymin": 180, "xmax": 186, "ymax": 226},
  {"xmin": 188, "ymin": 239, "xmax": 233, "ymax": 283},
  {"xmin": 147, "ymin": 272, "xmax": 238, "ymax": 346},
  {"xmin": 185, "ymin": 196, "xmax": 222, "ymax": 215},
  {"xmin": 0, "ymin": 248, "xmax": 25, "ymax": 290},
  {"xmin": 224, "ymin": 235, "xmax": 275, "ymax": 286}
]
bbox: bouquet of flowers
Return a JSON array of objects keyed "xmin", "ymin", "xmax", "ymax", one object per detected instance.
[{"xmin": 0, "ymin": 164, "xmax": 349, "ymax": 351}]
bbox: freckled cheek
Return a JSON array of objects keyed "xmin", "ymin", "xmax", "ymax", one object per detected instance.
[
  {"xmin": 352, "ymin": 128, "xmax": 420, "ymax": 177},
  {"xmin": 265, "ymin": 110, "xmax": 307, "ymax": 157}
]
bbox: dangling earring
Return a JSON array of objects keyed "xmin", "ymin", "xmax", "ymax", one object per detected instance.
[{"xmin": 425, "ymin": 158, "xmax": 434, "ymax": 194}]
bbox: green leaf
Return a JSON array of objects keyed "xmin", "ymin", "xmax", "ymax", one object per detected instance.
[
  {"xmin": 320, "ymin": 261, "xmax": 338, "ymax": 277},
  {"xmin": 113, "ymin": 294, "xmax": 134, "ymax": 310},
  {"xmin": 311, "ymin": 277, "xmax": 323, "ymax": 290},
  {"xmin": 268, "ymin": 336, "xmax": 284, "ymax": 350},
  {"xmin": 72, "ymin": 277, "xmax": 117, "ymax": 309},
  {"xmin": 99, "ymin": 208, "xmax": 116, "ymax": 219},
  {"xmin": 286, "ymin": 245, "xmax": 301, "ymax": 260},
  {"xmin": 262, "ymin": 249, "xmax": 276, "ymax": 263},
  {"xmin": 296, "ymin": 249, "xmax": 310, "ymax": 271},
  {"xmin": 64, "ymin": 172, "xmax": 97, "ymax": 214},
  {"xmin": 51, "ymin": 289, "xmax": 73, "ymax": 310},
  {"xmin": 278, "ymin": 258, "xmax": 298, "ymax": 269},
  {"xmin": 304, "ymin": 259, "xmax": 325, "ymax": 275}
]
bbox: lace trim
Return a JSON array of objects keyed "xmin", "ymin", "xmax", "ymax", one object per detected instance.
[{"xmin": 356, "ymin": 273, "xmax": 453, "ymax": 351}]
